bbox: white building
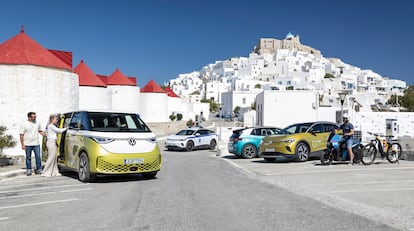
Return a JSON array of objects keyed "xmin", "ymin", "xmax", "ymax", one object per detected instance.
[
  {"xmin": 0, "ymin": 29, "xmax": 79, "ymax": 156},
  {"xmin": 221, "ymin": 89, "xmax": 263, "ymax": 118}
]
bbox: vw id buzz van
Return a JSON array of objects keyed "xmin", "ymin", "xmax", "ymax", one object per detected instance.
[{"xmin": 42, "ymin": 110, "xmax": 162, "ymax": 182}]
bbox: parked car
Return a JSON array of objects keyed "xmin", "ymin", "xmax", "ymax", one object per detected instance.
[
  {"xmin": 228, "ymin": 126, "xmax": 281, "ymax": 159},
  {"xmin": 165, "ymin": 127, "xmax": 217, "ymax": 151},
  {"xmin": 42, "ymin": 110, "xmax": 162, "ymax": 182},
  {"xmin": 259, "ymin": 121, "xmax": 339, "ymax": 162}
]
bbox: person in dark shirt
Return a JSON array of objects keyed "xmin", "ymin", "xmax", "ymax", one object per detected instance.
[{"xmin": 339, "ymin": 113, "xmax": 354, "ymax": 165}]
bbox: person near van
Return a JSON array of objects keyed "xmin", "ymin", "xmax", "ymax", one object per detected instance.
[
  {"xmin": 339, "ymin": 113, "xmax": 354, "ymax": 165},
  {"xmin": 19, "ymin": 112, "xmax": 47, "ymax": 176},
  {"xmin": 42, "ymin": 115, "xmax": 67, "ymax": 177}
]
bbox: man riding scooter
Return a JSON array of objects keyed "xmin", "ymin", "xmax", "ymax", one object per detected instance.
[{"xmin": 337, "ymin": 113, "xmax": 354, "ymax": 165}]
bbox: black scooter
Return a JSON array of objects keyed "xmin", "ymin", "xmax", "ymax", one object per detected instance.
[{"xmin": 320, "ymin": 132, "xmax": 367, "ymax": 165}]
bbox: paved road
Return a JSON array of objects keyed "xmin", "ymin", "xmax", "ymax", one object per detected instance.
[
  {"xmin": 0, "ymin": 143, "xmax": 399, "ymax": 231},
  {"xmin": 220, "ymin": 154, "xmax": 414, "ymax": 231}
]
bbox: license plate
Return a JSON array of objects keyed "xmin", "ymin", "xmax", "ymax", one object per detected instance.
[
  {"xmin": 124, "ymin": 158, "xmax": 144, "ymax": 164},
  {"xmin": 265, "ymin": 148, "xmax": 275, "ymax": 152}
]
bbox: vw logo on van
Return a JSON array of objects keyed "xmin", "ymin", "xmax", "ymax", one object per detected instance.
[{"xmin": 128, "ymin": 137, "xmax": 136, "ymax": 146}]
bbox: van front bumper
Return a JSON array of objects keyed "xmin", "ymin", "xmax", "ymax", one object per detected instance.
[{"xmin": 94, "ymin": 152, "xmax": 162, "ymax": 174}]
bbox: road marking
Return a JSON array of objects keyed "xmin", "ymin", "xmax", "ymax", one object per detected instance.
[
  {"xmin": 330, "ymin": 188, "xmax": 414, "ymax": 193},
  {"xmin": 259, "ymin": 166, "xmax": 414, "ymax": 176},
  {"xmin": 0, "ymin": 183, "xmax": 88, "ymax": 194},
  {"xmin": 0, "ymin": 217, "xmax": 9, "ymax": 220},
  {"xmin": 0, "ymin": 179, "xmax": 75, "ymax": 188},
  {"xmin": 0, "ymin": 199, "xmax": 78, "ymax": 210},
  {"xmin": 313, "ymin": 180, "xmax": 414, "ymax": 186},
  {"xmin": 0, "ymin": 188, "xmax": 93, "ymax": 200},
  {"xmin": 221, "ymin": 156, "xmax": 255, "ymax": 177}
]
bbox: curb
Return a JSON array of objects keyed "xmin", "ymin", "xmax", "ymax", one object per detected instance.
[{"xmin": 0, "ymin": 169, "xmax": 26, "ymax": 180}]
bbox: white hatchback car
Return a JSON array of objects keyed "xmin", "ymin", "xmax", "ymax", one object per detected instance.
[{"xmin": 165, "ymin": 127, "xmax": 217, "ymax": 151}]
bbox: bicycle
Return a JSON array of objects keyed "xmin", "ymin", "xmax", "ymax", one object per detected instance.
[{"xmin": 362, "ymin": 132, "xmax": 403, "ymax": 164}]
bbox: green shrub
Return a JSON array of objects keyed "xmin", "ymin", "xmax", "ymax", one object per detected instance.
[
  {"xmin": 0, "ymin": 126, "xmax": 16, "ymax": 154},
  {"xmin": 176, "ymin": 113, "xmax": 183, "ymax": 121}
]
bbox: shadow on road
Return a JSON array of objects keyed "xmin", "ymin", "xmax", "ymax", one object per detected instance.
[{"xmin": 60, "ymin": 171, "xmax": 157, "ymax": 183}]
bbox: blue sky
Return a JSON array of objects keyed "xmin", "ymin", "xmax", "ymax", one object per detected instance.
[{"xmin": 1, "ymin": 0, "xmax": 413, "ymax": 86}]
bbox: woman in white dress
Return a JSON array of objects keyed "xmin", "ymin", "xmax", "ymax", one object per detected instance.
[{"xmin": 42, "ymin": 115, "xmax": 67, "ymax": 177}]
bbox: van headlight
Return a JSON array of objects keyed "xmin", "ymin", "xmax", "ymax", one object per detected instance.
[
  {"xmin": 148, "ymin": 137, "xmax": 157, "ymax": 142},
  {"xmin": 91, "ymin": 137, "xmax": 115, "ymax": 144}
]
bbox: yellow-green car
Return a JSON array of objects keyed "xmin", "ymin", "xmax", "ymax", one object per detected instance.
[
  {"xmin": 42, "ymin": 110, "xmax": 162, "ymax": 182},
  {"xmin": 259, "ymin": 122, "xmax": 339, "ymax": 162}
]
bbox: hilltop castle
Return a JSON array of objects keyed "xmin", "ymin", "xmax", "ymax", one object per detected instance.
[{"xmin": 254, "ymin": 32, "xmax": 321, "ymax": 56}]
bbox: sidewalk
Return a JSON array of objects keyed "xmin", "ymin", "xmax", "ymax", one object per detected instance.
[{"xmin": 0, "ymin": 157, "xmax": 27, "ymax": 180}]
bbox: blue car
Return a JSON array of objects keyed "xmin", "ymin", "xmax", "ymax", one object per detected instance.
[{"xmin": 228, "ymin": 126, "xmax": 281, "ymax": 159}]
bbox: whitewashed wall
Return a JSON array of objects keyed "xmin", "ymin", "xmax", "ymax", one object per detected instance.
[
  {"xmin": 257, "ymin": 91, "xmax": 321, "ymax": 128},
  {"xmin": 167, "ymin": 97, "xmax": 184, "ymax": 119},
  {"xmin": 0, "ymin": 65, "xmax": 79, "ymax": 156},
  {"xmin": 79, "ymin": 86, "xmax": 111, "ymax": 110},
  {"xmin": 139, "ymin": 93, "xmax": 168, "ymax": 122},
  {"xmin": 108, "ymin": 85, "xmax": 140, "ymax": 112},
  {"xmin": 354, "ymin": 112, "xmax": 414, "ymax": 141}
]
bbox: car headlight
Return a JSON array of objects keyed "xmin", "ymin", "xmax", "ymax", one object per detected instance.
[
  {"xmin": 90, "ymin": 137, "xmax": 115, "ymax": 144},
  {"xmin": 279, "ymin": 138, "xmax": 295, "ymax": 143}
]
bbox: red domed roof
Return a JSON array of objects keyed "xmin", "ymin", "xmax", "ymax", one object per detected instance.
[
  {"xmin": 74, "ymin": 60, "xmax": 106, "ymax": 87},
  {"xmin": 141, "ymin": 80, "xmax": 166, "ymax": 93},
  {"xmin": 107, "ymin": 68, "xmax": 136, "ymax": 86},
  {"xmin": 0, "ymin": 28, "xmax": 72, "ymax": 70},
  {"xmin": 165, "ymin": 87, "xmax": 179, "ymax": 97}
]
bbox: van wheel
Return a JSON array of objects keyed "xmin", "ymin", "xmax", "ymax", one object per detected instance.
[{"xmin": 78, "ymin": 152, "xmax": 95, "ymax": 182}]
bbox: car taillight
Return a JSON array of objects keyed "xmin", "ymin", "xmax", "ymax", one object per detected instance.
[{"xmin": 234, "ymin": 137, "xmax": 242, "ymax": 142}]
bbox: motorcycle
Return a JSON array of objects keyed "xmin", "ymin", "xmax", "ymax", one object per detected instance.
[{"xmin": 320, "ymin": 133, "xmax": 367, "ymax": 165}]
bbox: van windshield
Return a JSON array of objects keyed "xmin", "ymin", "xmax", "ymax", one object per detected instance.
[{"xmin": 88, "ymin": 112, "xmax": 151, "ymax": 133}]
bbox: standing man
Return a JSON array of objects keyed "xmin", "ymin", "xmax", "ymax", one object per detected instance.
[
  {"xmin": 19, "ymin": 112, "xmax": 46, "ymax": 176},
  {"xmin": 340, "ymin": 113, "xmax": 354, "ymax": 165}
]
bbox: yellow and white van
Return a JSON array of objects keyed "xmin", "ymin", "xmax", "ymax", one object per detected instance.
[{"xmin": 42, "ymin": 110, "xmax": 162, "ymax": 182}]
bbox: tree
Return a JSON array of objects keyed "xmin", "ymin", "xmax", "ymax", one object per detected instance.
[
  {"xmin": 169, "ymin": 114, "xmax": 176, "ymax": 121},
  {"xmin": 233, "ymin": 106, "xmax": 240, "ymax": 116},
  {"xmin": 255, "ymin": 84, "xmax": 261, "ymax": 89},
  {"xmin": 201, "ymin": 99, "xmax": 219, "ymax": 112},
  {"xmin": 387, "ymin": 86, "xmax": 414, "ymax": 111},
  {"xmin": 0, "ymin": 126, "xmax": 16, "ymax": 154},
  {"xmin": 400, "ymin": 86, "xmax": 414, "ymax": 111},
  {"xmin": 251, "ymin": 100, "xmax": 256, "ymax": 110},
  {"xmin": 324, "ymin": 73, "xmax": 335, "ymax": 78}
]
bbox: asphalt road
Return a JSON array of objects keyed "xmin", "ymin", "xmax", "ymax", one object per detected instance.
[
  {"xmin": 221, "ymin": 154, "xmax": 414, "ymax": 231},
  {"xmin": 0, "ymin": 143, "xmax": 400, "ymax": 231}
]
